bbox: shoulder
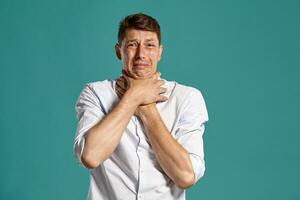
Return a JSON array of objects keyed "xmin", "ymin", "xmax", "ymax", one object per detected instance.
[
  {"xmin": 85, "ymin": 80, "xmax": 112, "ymax": 93},
  {"xmin": 76, "ymin": 79, "xmax": 116, "ymax": 106},
  {"xmin": 165, "ymin": 79, "xmax": 209, "ymax": 123},
  {"xmin": 79, "ymin": 80, "xmax": 114, "ymax": 98},
  {"xmin": 165, "ymin": 80, "xmax": 205, "ymax": 102}
]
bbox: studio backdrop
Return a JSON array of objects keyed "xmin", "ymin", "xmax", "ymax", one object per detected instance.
[{"xmin": 0, "ymin": 0, "xmax": 299, "ymax": 199}]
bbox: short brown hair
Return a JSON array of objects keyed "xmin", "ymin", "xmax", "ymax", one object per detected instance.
[{"xmin": 117, "ymin": 13, "xmax": 161, "ymax": 45}]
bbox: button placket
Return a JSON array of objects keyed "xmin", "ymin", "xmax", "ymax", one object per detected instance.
[{"xmin": 134, "ymin": 116, "xmax": 143, "ymax": 198}]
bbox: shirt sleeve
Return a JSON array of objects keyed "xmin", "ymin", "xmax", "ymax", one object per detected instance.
[
  {"xmin": 175, "ymin": 89, "xmax": 209, "ymax": 184},
  {"xmin": 73, "ymin": 84, "xmax": 106, "ymax": 168}
]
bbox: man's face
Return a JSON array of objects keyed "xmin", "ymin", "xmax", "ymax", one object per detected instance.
[{"xmin": 115, "ymin": 29, "xmax": 163, "ymax": 79}]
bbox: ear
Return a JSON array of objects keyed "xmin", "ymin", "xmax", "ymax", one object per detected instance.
[
  {"xmin": 158, "ymin": 45, "xmax": 163, "ymax": 61},
  {"xmin": 115, "ymin": 43, "xmax": 121, "ymax": 60}
]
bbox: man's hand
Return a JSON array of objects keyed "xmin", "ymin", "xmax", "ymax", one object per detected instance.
[{"xmin": 115, "ymin": 70, "xmax": 168, "ymax": 106}]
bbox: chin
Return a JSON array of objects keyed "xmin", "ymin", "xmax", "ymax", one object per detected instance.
[
  {"xmin": 132, "ymin": 70, "xmax": 154, "ymax": 79},
  {"xmin": 133, "ymin": 74, "xmax": 148, "ymax": 80},
  {"xmin": 137, "ymin": 73, "xmax": 154, "ymax": 79}
]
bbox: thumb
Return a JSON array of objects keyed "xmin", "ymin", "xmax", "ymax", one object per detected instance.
[{"xmin": 122, "ymin": 69, "xmax": 131, "ymax": 78}]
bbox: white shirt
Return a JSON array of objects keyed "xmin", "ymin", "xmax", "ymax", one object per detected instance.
[{"xmin": 73, "ymin": 79, "xmax": 209, "ymax": 200}]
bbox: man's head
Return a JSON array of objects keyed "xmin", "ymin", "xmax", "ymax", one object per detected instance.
[{"xmin": 115, "ymin": 13, "xmax": 163, "ymax": 79}]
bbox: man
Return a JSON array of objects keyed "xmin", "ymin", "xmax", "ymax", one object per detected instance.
[{"xmin": 74, "ymin": 13, "xmax": 209, "ymax": 200}]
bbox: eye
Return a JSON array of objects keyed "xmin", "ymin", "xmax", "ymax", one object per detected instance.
[
  {"xmin": 146, "ymin": 43, "xmax": 156, "ymax": 48},
  {"xmin": 127, "ymin": 42, "xmax": 137, "ymax": 48}
]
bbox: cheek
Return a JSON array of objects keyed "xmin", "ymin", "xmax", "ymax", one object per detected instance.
[
  {"xmin": 126, "ymin": 51, "xmax": 135, "ymax": 63},
  {"xmin": 122, "ymin": 51, "xmax": 132, "ymax": 66},
  {"xmin": 149, "ymin": 51, "xmax": 160, "ymax": 61}
]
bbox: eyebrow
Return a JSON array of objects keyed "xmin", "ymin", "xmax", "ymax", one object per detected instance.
[
  {"xmin": 145, "ymin": 39, "xmax": 155, "ymax": 42},
  {"xmin": 126, "ymin": 39, "xmax": 138, "ymax": 43},
  {"xmin": 126, "ymin": 39, "xmax": 157, "ymax": 43}
]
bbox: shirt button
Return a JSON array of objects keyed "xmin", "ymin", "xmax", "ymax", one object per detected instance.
[{"xmin": 138, "ymin": 194, "xmax": 142, "ymax": 199}]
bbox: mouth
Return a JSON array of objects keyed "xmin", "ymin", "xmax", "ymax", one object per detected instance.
[{"xmin": 133, "ymin": 63, "xmax": 149, "ymax": 70}]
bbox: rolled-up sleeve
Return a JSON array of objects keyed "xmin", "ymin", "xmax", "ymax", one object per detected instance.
[
  {"xmin": 73, "ymin": 84, "xmax": 105, "ymax": 168},
  {"xmin": 176, "ymin": 89, "xmax": 209, "ymax": 183}
]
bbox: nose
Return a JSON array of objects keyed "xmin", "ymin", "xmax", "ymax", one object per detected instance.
[{"xmin": 135, "ymin": 44, "xmax": 146, "ymax": 60}]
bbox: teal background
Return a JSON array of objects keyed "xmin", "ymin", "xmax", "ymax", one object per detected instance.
[{"xmin": 1, "ymin": 0, "xmax": 299, "ymax": 199}]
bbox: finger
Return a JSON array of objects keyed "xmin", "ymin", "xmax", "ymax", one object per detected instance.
[
  {"xmin": 156, "ymin": 95, "xmax": 168, "ymax": 102},
  {"xmin": 121, "ymin": 74, "xmax": 130, "ymax": 84},
  {"xmin": 116, "ymin": 83, "xmax": 126, "ymax": 92},
  {"xmin": 157, "ymin": 79, "xmax": 165, "ymax": 86},
  {"xmin": 122, "ymin": 69, "xmax": 132, "ymax": 78},
  {"xmin": 116, "ymin": 77, "xmax": 123, "ymax": 86},
  {"xmin": 152, "ymin": 72, "xmax": 161, "ymax": 80},
  {"xmin": 115, "ymin": 88, "xmax": 122, "ymax": 98},
  {"xmin": 116, "ymin": 81, "xmax": 127, "ymax": 93},
  {"xmin": 115, "ymin": 86, "xmax": 126, "ymax": 97},
  {"xmin": 116, "ymin": 79, "xmax": 126, "ymax": 92},
  {"xmin": 116, "ymin": 79, "xmax": 127, "ymax": 90},
  {"xmin": 158, "ymin": 87, "xmax": 167, "ymax": 94},
  {"xmin": 115, "ymin": 83, "xmax": 123, "ymax": 93},
  {"xmin": 120, "ymin": 75, "xmax": 128, "ymax": 86},
  {"xmin": 121, "ymin": 69, "xmax": 128, "ymax": 76}
]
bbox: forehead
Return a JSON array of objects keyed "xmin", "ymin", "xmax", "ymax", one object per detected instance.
[{"xmin": 124, "ymin": 29, "xmax": 159, "ymax": 42}]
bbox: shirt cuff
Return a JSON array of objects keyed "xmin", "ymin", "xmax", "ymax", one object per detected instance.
[
  {"xmin": 73, "ymin": 136, "xmax": 88, "ymax": 168},
  {"xmin": 189, "ymin": 153, "xmax": 206, "ymax": 184}
]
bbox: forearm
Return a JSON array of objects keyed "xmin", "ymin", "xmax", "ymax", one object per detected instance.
[
  {"xmin": 82, "ymin": 92, "xmax": 138, "ymax": 169},
  {"xmin": 138, "ymin": 105, "xmax": 195, "ymax": 189}
]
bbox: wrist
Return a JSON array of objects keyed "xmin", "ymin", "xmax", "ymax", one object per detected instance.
[
  {"xmin": 122, "ymin": 90, "xmax": 140, "ymax": 107},
  {"xmin": 136, "ymin": 104, "xmax": 157, "ymax": 121}
]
